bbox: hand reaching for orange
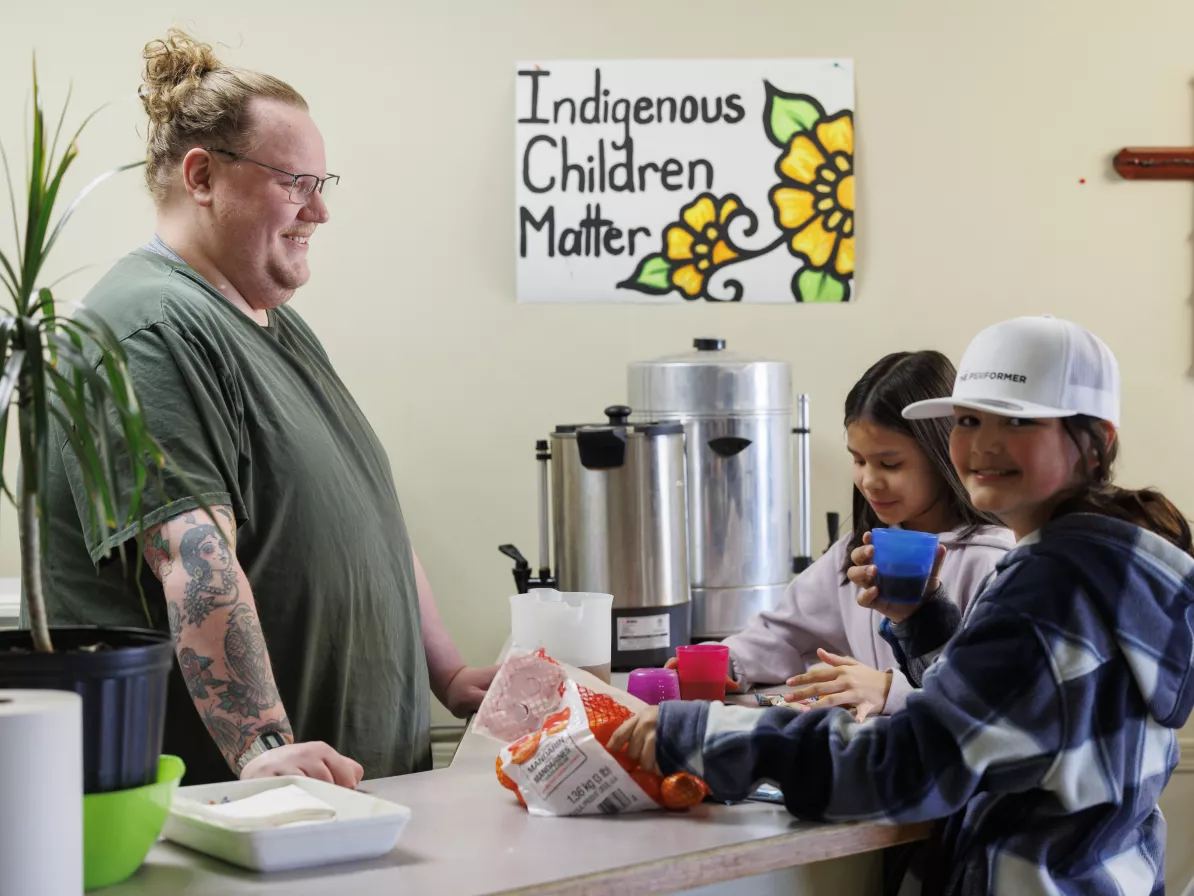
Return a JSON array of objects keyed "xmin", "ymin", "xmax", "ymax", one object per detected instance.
[{"xmin": 497, "ymin": 686, "xmax": 709, "ymax": 812}]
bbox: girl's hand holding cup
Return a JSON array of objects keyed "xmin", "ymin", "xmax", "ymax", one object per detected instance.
[{"xmin": 848, "ymin": 530, "xmax": 946, "ymax": 623}]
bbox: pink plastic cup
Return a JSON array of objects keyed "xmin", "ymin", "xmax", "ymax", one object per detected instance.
[
  {"xmin": 674, "ymin": 644, "xmax": 730, "ymax": 701},
  {"xmin": 627, "ymin": 668, "xmax": 682, "ymax": 706}
]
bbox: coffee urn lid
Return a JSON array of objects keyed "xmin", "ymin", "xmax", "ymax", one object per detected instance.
[
  {"xmin": 552, "ymin": 405, "xmax": 684, "ymax": 437},
  {"xmin": 553, "ymin": 406, "xmax": 683, "ymax": 470},
  {"xmin": 628, "ymin": 338, "xmax": 792, "ymax": 416}
]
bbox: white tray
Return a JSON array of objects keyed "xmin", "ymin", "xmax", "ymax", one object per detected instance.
[{"xmin": 162, "ymin": 776, "xmax": 412, "ymax": 873}]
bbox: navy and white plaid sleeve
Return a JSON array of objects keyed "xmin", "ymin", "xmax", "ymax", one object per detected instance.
[
  {"xmin": 656, "ymin": 599, "xmax": 1063, "ymax": 823},
  {"xmin": 879, "ymin": 586, "xmax": 962, "ymax": 687}
]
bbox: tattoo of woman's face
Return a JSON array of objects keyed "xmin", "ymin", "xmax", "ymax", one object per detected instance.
[{"xmin": 180, "ymin": 525, "xmax": 240, "ymax": 626}]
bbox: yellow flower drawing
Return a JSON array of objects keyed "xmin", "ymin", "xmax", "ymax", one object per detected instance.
[
  {"xmin": 619, "ymin": 85, "xmax": 855, "ymax": 303},
  {"xmin": 664, "ymin": 195, "xmax": 741, "ymax": 297},
  {"xmin": 619, "ymin": 191, "xmax": 757, "ymax": 302},
  {"xmin": 770, "ymin": 111, "xmax": 855, "ymax": 283}
]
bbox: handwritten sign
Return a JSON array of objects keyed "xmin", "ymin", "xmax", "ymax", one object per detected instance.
[{"xmin": 515, "ymin": 59, "xmax": 855, "ymax": 304}]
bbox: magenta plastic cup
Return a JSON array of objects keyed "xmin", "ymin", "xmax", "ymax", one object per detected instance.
[
  {"xmin": 626, "ymin": 668, "xmax": 682, "ymax": 706},
  {"xmin": 674, "ymin": 644, "xmax": 730, "ymax": 701}
]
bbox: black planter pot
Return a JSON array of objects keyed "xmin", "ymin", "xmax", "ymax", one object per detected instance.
[{"xmin": 0, "ymin": 626, "xmax": 174, "ymax": 795}]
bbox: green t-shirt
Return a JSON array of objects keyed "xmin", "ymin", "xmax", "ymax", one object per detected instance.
[{"xmin": 38, "ymin": 248, "xmax": 431, "ymax": 783}]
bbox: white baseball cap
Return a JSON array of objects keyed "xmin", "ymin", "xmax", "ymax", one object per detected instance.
[{"xmin": 902, "ymin": 315, "xmax": 1120, "ymax": 426}]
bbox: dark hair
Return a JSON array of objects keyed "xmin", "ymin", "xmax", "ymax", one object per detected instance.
[
  {"xmin": 841, "ymin": 351, "xmax": 998, "ymax": 578},
  {"xmin": 1054, "ymin": 416, "xmax": 1193, "ymax": 556}
]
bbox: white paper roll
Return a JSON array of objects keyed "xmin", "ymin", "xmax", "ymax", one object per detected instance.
[{"xmin": 0, "ymin": 689, "xmax": 82, "ymax": 896}]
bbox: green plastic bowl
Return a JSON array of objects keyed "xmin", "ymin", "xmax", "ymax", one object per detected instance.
[{"xmin": 83, "ymin": 754, "xmax": 185, "ymax": 890}]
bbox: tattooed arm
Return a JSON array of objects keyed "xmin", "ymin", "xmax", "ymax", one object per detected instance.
[{"xmin": 145, "ymin": 506, "xmax": 363, "ymax": 787}]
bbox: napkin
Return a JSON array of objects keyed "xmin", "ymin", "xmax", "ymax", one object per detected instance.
[{"xmin": 177, "ymin": 784, "xmax": 338, "ymax": 830}]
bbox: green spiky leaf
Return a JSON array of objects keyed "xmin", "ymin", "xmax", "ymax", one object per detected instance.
[
  {"xmin": 1, "ymin": 56, "xmax": 169, "ymax": 648},
  {"xmin": 795, "ymin": 268, "xmax": 849, "ymax": 303},
  {"xmin": 617, "ymin": 253, "xmax": 673, "ymax": 295},
  {"xmin": 763, "ymin": 82, "xmax": 826, "ymax": 148}
]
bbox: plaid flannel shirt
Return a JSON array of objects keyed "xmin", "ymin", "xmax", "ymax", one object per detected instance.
[{"xmin": 657, "ymin": 515, "xmax": 1194, "ymax": 896}]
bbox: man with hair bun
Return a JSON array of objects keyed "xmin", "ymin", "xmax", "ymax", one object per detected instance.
[{"xmin": 37, "ymin": 28, "xmax": 494, "ymax": 787}]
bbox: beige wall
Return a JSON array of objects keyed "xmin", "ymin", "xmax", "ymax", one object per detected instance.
[{"xmin": 4, "ymin": 0, "xmax": 1194, "ymax": 883}]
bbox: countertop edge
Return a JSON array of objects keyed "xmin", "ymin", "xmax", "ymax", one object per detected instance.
[
  {"xmin": 496, "ymin": 818, "xmax": 935, "ymax": 895},
  {"xmin": 448, "ymin": 661, "xmax": 932, "ymax": 893}
]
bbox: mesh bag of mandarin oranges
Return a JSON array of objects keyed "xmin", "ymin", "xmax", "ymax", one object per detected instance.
[{"xmin": 475, "ymin": 649, "xmax": 709, "ymax": 816}]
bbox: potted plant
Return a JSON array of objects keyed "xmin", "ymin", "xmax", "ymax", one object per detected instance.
[{"xmin": 0, "ymin": 60, "xmax": 176, "ymax": 797}]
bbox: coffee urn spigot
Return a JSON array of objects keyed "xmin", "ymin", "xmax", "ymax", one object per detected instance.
[{"xmin": 498, "ymin": 544, "xmax": 533, "ymax": 594}]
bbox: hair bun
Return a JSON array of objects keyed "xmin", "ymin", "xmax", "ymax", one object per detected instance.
[{"xmin": 139, "ymin": 28, "xmax": 222, "ymax": 124}]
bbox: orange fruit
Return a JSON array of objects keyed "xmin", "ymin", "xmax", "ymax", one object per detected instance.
[
  {"xmin": 612, "ymin": 748, "xmax": 638, "ymax": 773},
  {"xmin": 661, "ymin": 773, "xmax": 709, "ymax": 811},
  {"xmin": 579, "ymin": 688, "xmax": 633, "ymax": 746},
  {"xmin": 630, "ymin": 768, "xmax": 662, "ymax": 804},
  {"xmin": 580, "ymin": 688, "xmax": 632, "ymax": 726},
  {"xmin": 510, "ymin": 731, "xmax": 542, "ymax": 765},
  {"xmin": 590, "ymin": 719, "xmax": 623, "ymax": 746}
]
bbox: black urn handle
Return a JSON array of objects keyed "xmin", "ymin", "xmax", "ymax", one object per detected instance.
[
  {"xmin": 693, "ymin": 338, "xmax": 725, "ymax": 351},
  {"xmin": 708, "ymin": 436, "xmax": 752, "ymax": 458}
]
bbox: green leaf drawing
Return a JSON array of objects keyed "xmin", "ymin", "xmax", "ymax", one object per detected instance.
[
  {"xmin": 795, "ymin": 268, "xmax": 848, "ymax": 303},
  {"xmin": 618, "ymin": 253, "xmax": 672, "ymax": 295},
  {"xmin": 763, "ymin": 82, "xmax": 826, "ymax": 148}
]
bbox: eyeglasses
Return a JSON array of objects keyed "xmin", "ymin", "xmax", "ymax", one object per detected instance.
[{"xmin": 205, "ymin": 147, "xmax": 339, "ymax": 205}]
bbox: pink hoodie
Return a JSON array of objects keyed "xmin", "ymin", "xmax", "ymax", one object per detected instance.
[{"xmin": 721, "ymin": 524, "xmax": 1015, "ymax": 714}]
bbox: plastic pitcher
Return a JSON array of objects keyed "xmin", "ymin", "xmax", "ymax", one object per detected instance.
[{"xmin": 509, "ymin": 589, "xmax": 613, "ymax": 683}]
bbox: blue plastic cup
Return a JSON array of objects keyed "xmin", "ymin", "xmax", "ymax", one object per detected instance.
[{"xmin": 870, "ymin": 528, "xmax": 940, "ymax": 604}]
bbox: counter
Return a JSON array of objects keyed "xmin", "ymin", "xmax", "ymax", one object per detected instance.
[{"xmin": 107, "ymin": 679, "xmax": 931, "ymax": 896}]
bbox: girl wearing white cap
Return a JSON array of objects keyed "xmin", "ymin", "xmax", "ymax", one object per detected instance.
[{"xmin": 613, "ymin": 315, "xmax": 1194, "ymax": 896}]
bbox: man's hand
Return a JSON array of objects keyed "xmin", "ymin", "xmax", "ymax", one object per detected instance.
[
  {"xmin": 240, "ymin": 741, "xmax": 363, "ymax": 788},
  {"xmin": 443, "ymin": 664, "xmax": 498, "ymax": 718},
  {"xmin": 783, "ymin": 649, "xmax": 892, "ymax": 722}
]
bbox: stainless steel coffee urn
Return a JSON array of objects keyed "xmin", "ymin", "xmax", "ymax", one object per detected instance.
[
  {"xmin": 628, "ymin": 339, "xmax": 811, "ymax": 639},
  {"xmin": 500, "ymin": 406, "xmax": 692, "ymax": 671}
]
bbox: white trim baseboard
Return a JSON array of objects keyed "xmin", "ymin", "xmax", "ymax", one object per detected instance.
[
  {"xmin": 0, "ymin": 577, "xmax": 19, "ymax": 627},
  {"xmin": 431, "ymin": 724, "xmax": 466, "ymax": 770}
]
